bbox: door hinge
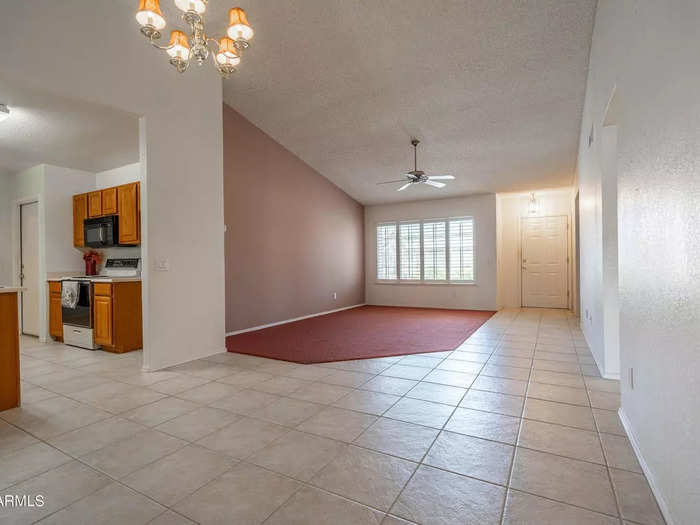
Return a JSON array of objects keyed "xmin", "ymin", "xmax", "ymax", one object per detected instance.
[
  {"xmin": 567, "ymin": 256, "xmax": 570, "ymax": 263},
  {"xmin": 567, "ymin": 290, "xmax": 570, "ymax": 297}
]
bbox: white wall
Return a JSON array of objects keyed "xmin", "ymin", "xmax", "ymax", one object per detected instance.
[
  {"xmin": 365, "ymin": 194, "xmax": 498, "ymax": 310},
  {"xmin": 599, "ymin": 126, "xmax": 620, "ymax": 377},
  {"xmin": 497, "ymin": 188, "xmax": 575, "ymax": 309},
  {"xmin": 95, "ymin": 162, "xmax": 140, "ymax": 190},
  {"xmin": 577, "ymin": 1, "xmax": 700, "ymax": 523},
  {"xmin": 43, "ymin": 165, "xmax": 95, "ymax": 275},
  {"xmin": 0, "ymin": 174, "xmax": 15, "ymax": 284},
  {"xmin": 0, "ymin": 2, "xmax": 225, "ymax": 371}
]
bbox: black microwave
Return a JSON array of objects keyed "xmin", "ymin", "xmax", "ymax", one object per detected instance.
[{"xmin": 84, "ymin": 215, "xmax": 119, "ymax": 247}]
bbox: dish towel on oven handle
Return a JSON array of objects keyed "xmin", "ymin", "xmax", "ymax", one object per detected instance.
[{"xmin": 61, "ymin": 281, "xmax": 79, "ymax": 309}]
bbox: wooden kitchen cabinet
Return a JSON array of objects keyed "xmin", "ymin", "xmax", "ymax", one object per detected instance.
[
  {"xmin": 102, "ymin": 187, "xmax": 118, "ymax": 215},
  {"xmin": 49, "ymin": 281, "xmax": 63, "ymax": 340},
  {"xmin": 72, "ymin": 182, "xmax": 139, "ymax": 247},
  {"xmin": 73, "ymin": 193, "xmax": 87, "ymax": 247},
  {"xmin": 117, "ymin": 182, "xmax": 140, "ymax": 244},
  {"xmin": 0, "ymin": 291, "xmax": 21, "ymax": 410},
  {"xmin": 88, "ymin": 191, "xmax": 103, "ymax": 217},
  {"xmin": 93, "ymin": 294, "xmax": 113, "ymax": 346},
  {"xmin": 94, "ymin": 281, "xmax": 142, "ymax": 353}
]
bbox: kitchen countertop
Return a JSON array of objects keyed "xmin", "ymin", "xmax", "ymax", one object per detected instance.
[
  {"xmin": 0, "ymin": 287, "xmax": 24, "ymax": 294},
  {"xmin": 47, "ymin": 276, "xmax": 141, "ymax": 283}
]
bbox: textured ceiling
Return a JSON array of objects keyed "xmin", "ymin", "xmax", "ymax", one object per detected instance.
[
  {"xmin": 0, "ymin": 79, "xmax": 138, "ymax": 176},
  {"xmin": 215, "ymin": 0, "xmax": 596, "ymax": 204}
]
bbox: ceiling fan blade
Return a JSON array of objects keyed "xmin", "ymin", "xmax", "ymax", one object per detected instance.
[
  {"xmin": 427, "ymin": 175, "xmax": 455, "ymax": 180},
  {"xmin": 376, "ymin": 179, "xmax": 408, "ymax": 185},
  {"xmin": 397, "ymin": 182, "xmax": 412, "ymax": 191},
  {"xmin": 424, "ymin": 180, "xmax": 446, "ymax": 188}
]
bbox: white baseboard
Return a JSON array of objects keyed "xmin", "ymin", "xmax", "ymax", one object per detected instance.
[
  {"xmin": 618, "ymin": 408, "xmax": 675, "ymax": 525},
  {"xmin": 585, "ymin": 337, "xmax": 620, "ymax": 380},
  {"xmin": 226, "ymin": 304, "xmax": 366, "ymax": 336}
]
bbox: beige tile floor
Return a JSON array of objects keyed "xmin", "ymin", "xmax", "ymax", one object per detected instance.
[{"xmin": 0, "ymin": 309, "xmax": 665, "ymax": 524}]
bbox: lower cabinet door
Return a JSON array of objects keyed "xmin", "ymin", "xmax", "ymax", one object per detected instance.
[
  {"xmin": 93, "ymin": 295, "xmax": 113, "ymax": 346},
  {"xmin": 49, "ymin": 294, "xmax": 63, "ymax": 338}
]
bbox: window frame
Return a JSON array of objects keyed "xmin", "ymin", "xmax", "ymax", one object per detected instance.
[
  {"xmin": 375, "ymin": 222, "xmax": 398, "ymax": 281},
  {"xmin": 398, "ymin": 220, "xmax": 422, "ymax": 283},
  {"xmin": 375, "ymin": 215, "xmax": 476, "ymax": 285},
  {"xmin": 421, "ymin": 219, "xmax": 448, "ymax": 283},
  {"xmin": 447, "ymin": 217, "xmax": 476, "ymax": 283}
]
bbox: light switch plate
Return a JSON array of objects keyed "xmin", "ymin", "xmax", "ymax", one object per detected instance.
[{"xmin": 154, "ymin": 258, "xmax": 170, "ymax": 271}]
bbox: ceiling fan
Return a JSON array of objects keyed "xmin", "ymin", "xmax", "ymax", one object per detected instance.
[{"xmin": 377, "ymin": 139, "xmax": 455, "ymax": 191}]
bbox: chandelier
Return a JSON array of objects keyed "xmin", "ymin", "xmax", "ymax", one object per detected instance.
[{"xmin": 135, "ymin": 0, "xmax": 254, "ymax": 78}]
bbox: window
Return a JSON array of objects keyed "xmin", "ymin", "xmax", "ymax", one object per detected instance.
[
  {"xmin": 423, "ymin": 221, "xmax": 446, "ymax": 280},
  {"xmin": 449, "ymin": 218, "xmax": 474, "ymax": 281},
  {"xmin": 399, "ymin": 222, "xmax": 421, "ymax": 280},
  {"xmin": 376, "ymin": 216, "xmax": 475, "ymax": 283},
  {"xmin": 376, "ymin": 223, "xmax": 397, "ymax": 280}
]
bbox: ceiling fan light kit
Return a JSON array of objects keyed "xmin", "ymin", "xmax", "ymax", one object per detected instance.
[
  {"xmin": 135, "ymin": 0, "xmax": 254, "ymax": 78},
  {"xmin": 377, "ymin": 139, "xmax": 455, "ymax": 191},
  {"xmin": 0, "ymin": 104, "xmax": 10, "ymax": 122}
]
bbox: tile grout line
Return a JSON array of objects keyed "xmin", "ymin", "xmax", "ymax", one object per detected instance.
[
  {"xmin": 584, "ymin": 374, "xmax": 625, "ymax": 524},
  {"xmin": 379, "ymin": 341, "xmax": 483, "ymax": 519},
  {"xmin": 498, "ymin": 308, "xmax": 539, "ymax": 525}
]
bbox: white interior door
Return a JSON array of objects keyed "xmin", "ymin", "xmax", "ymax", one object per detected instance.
[
  {"xmin": 20, "ymin": 201, "xmax": 39, "ymax": 336},
  {"xmin": 521, "ymin": 215, "xmax": 568, "ymax": 308}
]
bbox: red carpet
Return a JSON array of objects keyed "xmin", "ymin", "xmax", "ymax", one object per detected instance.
[{"xmin": 226, "ymin": 305, "xmax": 495, "ymax": 364}]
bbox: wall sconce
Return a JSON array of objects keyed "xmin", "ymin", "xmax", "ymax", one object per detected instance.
[{"xmin": 528, "ymin": 192, "xmax": 538, "ymax": 215}]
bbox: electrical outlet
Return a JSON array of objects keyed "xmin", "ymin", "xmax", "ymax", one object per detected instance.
[{"xmin": 333, "ymin": 292, "xmax": 337, "ymax": 300}]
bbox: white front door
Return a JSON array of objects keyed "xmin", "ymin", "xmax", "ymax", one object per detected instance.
[
  {"xmin": 20, "ymin": 201, "xmax": 39, "ymax": 336},
  {"xmin": 521, "ymin": 215, "xmax": 568, "ymax": 308}
]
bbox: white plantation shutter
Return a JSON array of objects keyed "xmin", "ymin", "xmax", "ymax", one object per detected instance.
[
  {"xmin": 376, "ymin": 223, "xmax": 397, "ymax": 280},
  {"xmin": 399, "ymin": 222, "xmax": 421, "ymax": 280},
  {"xmin": 449, "ymin": 218, "xmax": 475, "ymax": 281},
  {"xmin": 423, "ymin": 221, "xmax": 447, "ymax": 280}
]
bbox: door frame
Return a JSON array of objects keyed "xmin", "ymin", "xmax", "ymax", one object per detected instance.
[
  {"xmin": 519, "ymin": 214, "xmax": 570, "ymax": 308},
  {"xmin": 12, "ymin": 194, "xmax": 48, "ymax": 342},
  {"xmin": 19, "ymin": 200, "xmax": 39, "ymax": 335}
]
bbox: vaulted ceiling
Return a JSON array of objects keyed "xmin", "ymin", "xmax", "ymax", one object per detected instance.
[{"xmin": 216, "ymin": 0, "xmax": 596, "ymax": 204}]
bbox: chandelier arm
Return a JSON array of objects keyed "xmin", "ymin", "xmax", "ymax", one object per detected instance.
[{"xmin": 149, "ymin": 33, "xmax": 174, "ymax": 51}]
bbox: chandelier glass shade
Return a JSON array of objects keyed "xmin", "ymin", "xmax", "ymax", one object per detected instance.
[{"xmin": 135, "ymin": 0, "xmax": 254, "ymax": 78}]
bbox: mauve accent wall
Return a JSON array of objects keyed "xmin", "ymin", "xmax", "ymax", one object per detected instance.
[{"xmin": 223, "ymin": 104, "xmax": 365, "ymax": 333}]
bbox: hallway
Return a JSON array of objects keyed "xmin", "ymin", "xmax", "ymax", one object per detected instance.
[{"xmin": 1, "ymin": 309, "xmax": 662, "ymax": 524}]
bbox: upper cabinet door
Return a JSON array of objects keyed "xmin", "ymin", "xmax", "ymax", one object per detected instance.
[
  {"xmin": 102, "ymin": 187, "xmax": 118, "ymax": 215},
  {"xmin": 73, "ymin": 193, "xmax": 87, "ymax": 247},
  {"xmin": 88, "ymin": 191, "xmax": 103, "ymax": 217},
  {"xmin": 117, "ymin": 182, "xmax": 140, "ymax": 245}
]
